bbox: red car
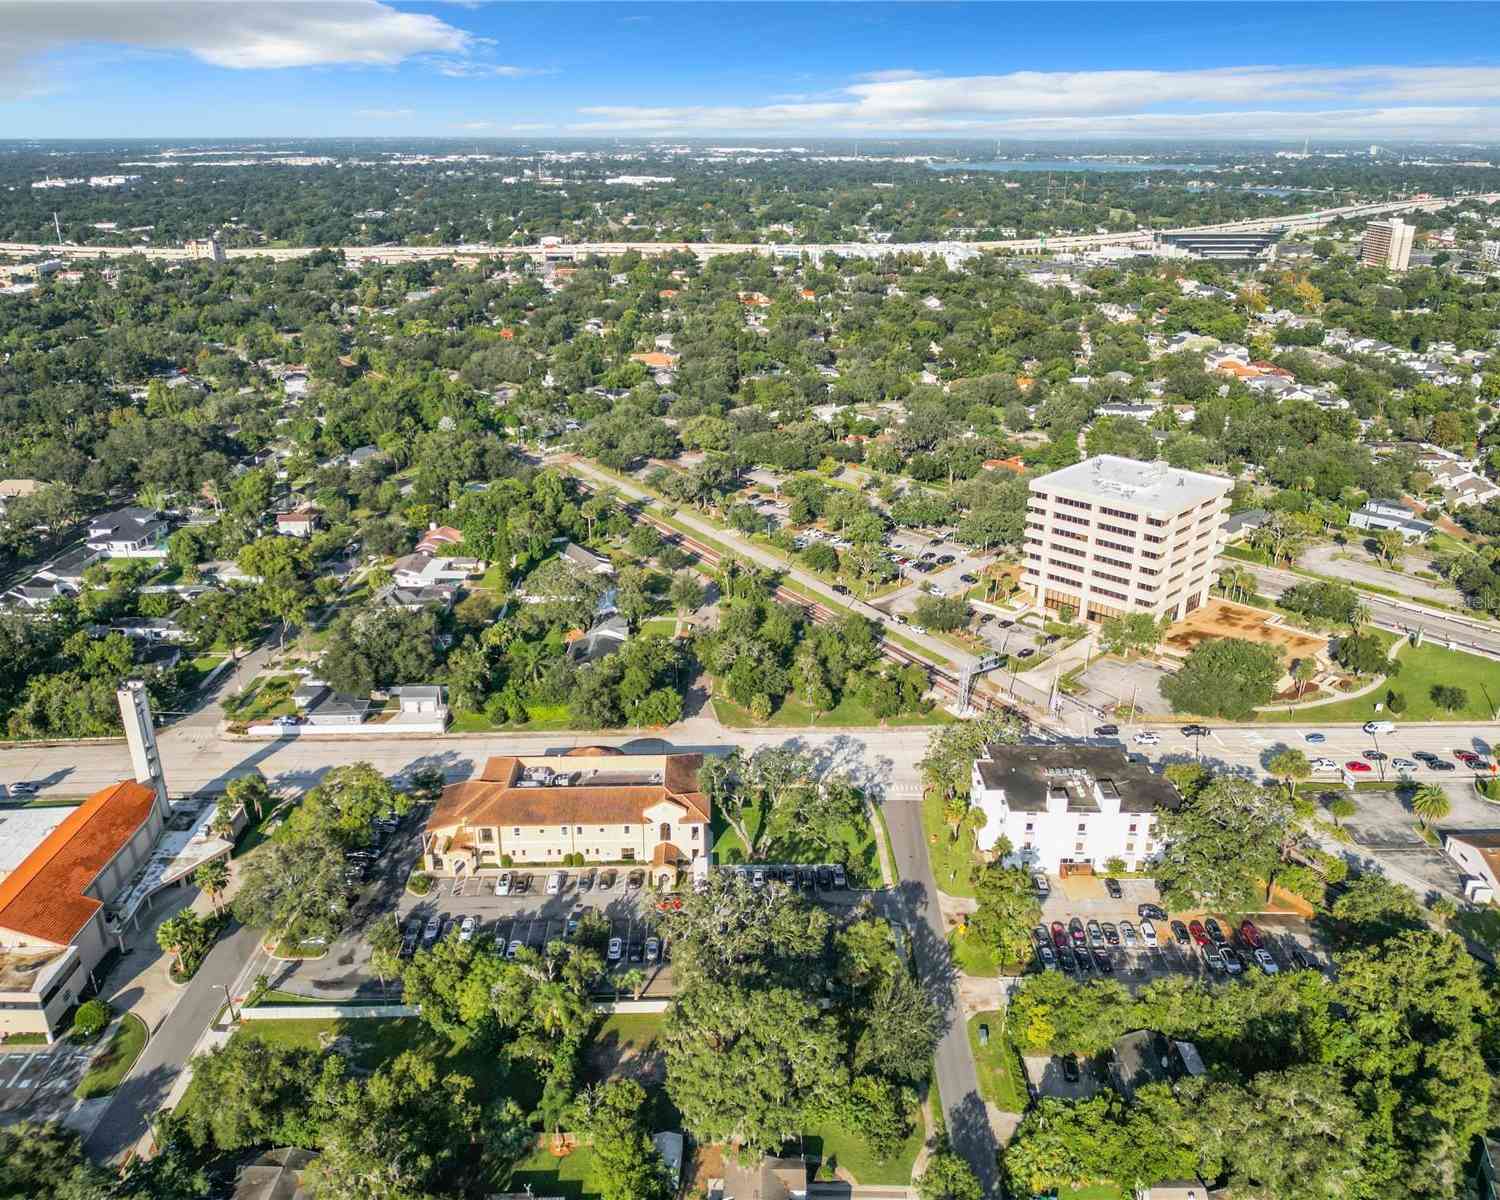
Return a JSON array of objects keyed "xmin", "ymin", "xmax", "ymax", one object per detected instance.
[
  {"xmin": 1455, "ymin": 750, "xmax": 1479, "ymax": 764},
  {"xmin": 1188, "ymin": 919, "xmax": 1209, "ymax": 947},
  {"xmin": 1051, "ymin": 920, "xmax": 1068, "ymax": 950},
  {"xmin": 1345, "ymin": 760, "xmax": 1372, "ymax": 773},
  {"xmin": 1238, "ymin": 919, "xmax": 1264, "ymax": 950}
]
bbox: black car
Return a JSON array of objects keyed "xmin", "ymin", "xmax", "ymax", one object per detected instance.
[
  {"xmin": 1094, "ymin": 724, "xmax": 1120, "ymax": 737},
  {"xmin": 1104, "ymin": 877, "xmax": 1123, "ymax": 900},
  {"xmin": 1289, "ymin": 946, "xmax": 1310, "ymax": 970},
  {"xmin": 1032, "ymin": 926, "xmax": 1050, "ymax": 949},
  {"xmin": 1092, "ymin": 949, "xmax": 1114, "ymax": 974},
  {"xmin": 997, "ymin": 619, "xmax": 1014, "ymax": 628},
  {"xmin": 1431, "ymin": 759, "xmax": 1457, "ymax": 771},
  {"xmin": 1138, "ymin": 903, "xmax": 1167, "ymax": 921},
  {"xmin": 1170, "ymin": 920, "xmax": 1191, "ymax": 947},
  {"xmin": 1102, "ymin": 922, "xmax": 1120, "ymax": 946},
  {"xmin": 1057, "ymin": 945, "xmax": 1077, "ymax": 972},
  {"xmin": 936, "ymin": 554, "xmax": 956, "ymax": 565},
  {"xmin": 816, "ymin": 866, "xmax": 834, "ymax": 890},
  {"xmin": 832, "ymin": 584, "xmax": 851, "ymax": 596},
  {"xmin": 628, "ymin": 941, "xmax": 645, "ymax": 964},
  {"xmin": 1074, "ymin": 946, "xmax": 1093, "ymax": 973},
  {"xmin": 1181, "ymin": 724, "xmax": 1211, "ymax": 737},
  {"xmin": 797, "ymin": 868, "xmax": 815, "ymax": 892},
  {"xmin": 1362, "ymin": 749, "xmax": 1386, "ymax": 761},
  {"xmin": 1205, "ymin": 918, "xmax": 1227, "ymax": 945},
  {"xmin": 1017, "ymin": 648, "xmax": 1036, "ymax": 659},
  {"xmin": 1061, "ymin": 1054, "xmax": 1081, "ymax": 1083}
]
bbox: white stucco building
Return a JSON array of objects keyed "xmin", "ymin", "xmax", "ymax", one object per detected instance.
[{"xmin": 970, "ymin": 745, "xmax": 1180, "ymax": 874}]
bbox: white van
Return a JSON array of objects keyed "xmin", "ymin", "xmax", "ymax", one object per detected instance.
[
  {"xmin": 546, "ymin": 871, "xmax": 566, "ymax": 896},
  {"xmin": 1363, "ymin": 720, "xmax": 1396, "ymax": 735}
]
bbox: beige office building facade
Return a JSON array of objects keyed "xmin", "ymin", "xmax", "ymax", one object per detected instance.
[{"xmin": 1022, "ymin": 456, "xmax": 1232, "ymax": 623}]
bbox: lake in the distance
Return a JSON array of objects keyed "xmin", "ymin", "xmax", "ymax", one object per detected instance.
[{"xmin": 928, "ymin": 159, "xmax": 1211, "ymax": 173}]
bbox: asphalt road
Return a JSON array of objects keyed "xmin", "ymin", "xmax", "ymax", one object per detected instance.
[
  {"xmin": 879, "ymin": 789, "xmax": 1001, "ymax": 1196},
  {"xmin": 1236, "ymin": 560, "xmax": 1500, "ymax": 659},
  {"xmin": 84, "ymin": 919, "xmax": 260, "ymax": 1163}
]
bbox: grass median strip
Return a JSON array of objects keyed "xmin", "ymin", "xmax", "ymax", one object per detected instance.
[{"xmin": 74, "ymin": 1014, "xmax": 147, "ymax": 1100}]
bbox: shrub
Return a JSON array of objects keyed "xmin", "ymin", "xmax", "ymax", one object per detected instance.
[
  {"xmin": 1103, "ymin": 856, "xmax": 1127, "ymax": 876},
  {"xmin": 1386, "ymin": 691, "xmax": 1406, "ymax": 714},
  {"xmin": 71, "ymin": 999, "xmax": 113, "ymax": 1042},
  {"xmin": 406, "ymin": 871, "xmax": 433, "ymax": 896},
  {"xmin": 500, "ymin": 854, "xmax": 513, "ymax": 867},
  {"xmin": 1431, "ymin": 684, "xmax": 1468, "ymax": 712}
]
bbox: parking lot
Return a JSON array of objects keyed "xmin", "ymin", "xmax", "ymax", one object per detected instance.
[{"xmin": 0, "ymin": 1044, "xmax": 96, "ymax": 1126}]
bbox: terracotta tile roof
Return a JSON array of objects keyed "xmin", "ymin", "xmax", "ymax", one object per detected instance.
[
  {"xmin": 0, "ymin": 780, "xmax": 157, "ymax": 946},
  {"xmin": 429, "ymin": 753, "xmax": 709, "ymax": 833},
  {"xmin": 630, "ymin": 351, "xmax": 679, "ymax": 369}
]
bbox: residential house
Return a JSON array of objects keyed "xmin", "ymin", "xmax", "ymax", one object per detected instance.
[
  {"xmin": 390, "ymin": 554, "xmax": 484, "ymax": 589},
  {"xmin": 1222, "ymin": 509, "xmax": 1270, "ymax": 543},
  {"xmin": 567, "ymin": 614, "xmax": 629, "ymax": 667},
  {"xmin": 275, "ymin": 507, "xmax": 319, "ymax": 538},
  {"xmin": 422, "ymin": 749, "xmax": 709, "ymax": 880},
  {"xmin": 230, "ymin": 1148, "xmax": 316, "ymax": 1200},
  {"xmin": 1108, "ymin": 1029, "xmax": 1207, "ymax": 1100},
  {"xmin": 1348, "ymin": 499, "xmax": 1433, "ymax": 541},
  {"xmin": 281, "ymin": 372, "xmax": 310, "ymax": 399},
  {"xmin": 3, "ymin": 579, "xmax": 74, "ymax": 610},
  {"xmin": 970, "ymin": 745, "xmax": 1179, "ymax": 873},
  {"xmin": 416, "ymin": 524, "xmax": 464, "ymax": 554},
  {"xmin": 1426, "ymin": 460, "xmax": 1500, "ymax": 509},
  {"xmin": 0, "ymin": 479, "xmax": 40, "ymax": 517},
  {"xmin": 1095, "ymin": 402, "xmax": 1157, "ymax": 422},
  {"xmin": 374, "ymin": 583, "xmax": 457, "ymax": 612},
  {"xmin": 344, "ymin": 445, "xmax": 383, "ymax": 469},
  {"xmin": 303, "ymin": 692, "xmax": 373, "ymax": 728},
  {"xmin": 36, "ymin": 545, "xmax": 103, "ymax": 587},
  {"xmin": 562, "ymin": 542, "xmax": 615, "ymax": 576},
  {"xmin": 1442, "ymin": 831, "xmax": 1500, "ymax": 903},
  {"xmin": 392, "ymin": 686, "xmax": 447, "ymax": 719},
  {"xmin": 86, "ymin": 507, "xmax": 170, "ymax": 559}
]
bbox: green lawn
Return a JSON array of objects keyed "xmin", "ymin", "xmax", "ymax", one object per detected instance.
[
  {"xmin": 967, "ymin": 1012, "xmax": 1026, "ymax": 1111},
  {"xmin": 510, "ymin": 1145, "xmax": 601, "ymax": 1200},
  {"xmin": 640, "ymin": 617, "xmax": 678, "ymax": 637},
  {"xmin": 920, "ymin": 788, "xmax": 978, "ymax": 898},
  {"xmin": 1255, "ymin": 640, "xmax": 1500, "ymax": 723},
  {"xmin": 1060, "ymin": 1186, "xmax": 1128, "ymax": 1200},
  {"xmin": 713, "ymin": 794, "xmax": 882, "ymax": 887},
  {"xmin": 199, "ymin": 1018, "xmax": 534, "ymax": 1109},
  {"xmin": 75, "ymin": 1014, "xmax": 147, "ymax": 1100},
  {"xmin": 803, "ymin": 1109, "xmax": 924, "ymax": 1187},
  {"xmin": 948, "ymin": 930, "xmax": 1001, "ymax": 978},
  {"xmin": 448, "ymin": 702, "xmax": 576, "ymax": 733},
  {"xmin": 711, "ymin": 691, "xmax": 949, "ymax": 730},
  {"xmin": 222, "ymin": 674, "xmax": 298, "ymax": 724}
]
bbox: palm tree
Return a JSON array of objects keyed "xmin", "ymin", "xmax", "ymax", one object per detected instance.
[
  {"xmin": 1410, "ymin": 784, "xmax": 1451, "ymax": 829},
  {"xmin": 1348, "ymin": 602, "xmax": 1371, "ymax": 631},
  {"xmin": 194, "ymin": 859, "xmax": 230, "ymax": 914},
  {"xmin": 1292, "ymin": 657, "xmax": 1317, "ymax": 699}
]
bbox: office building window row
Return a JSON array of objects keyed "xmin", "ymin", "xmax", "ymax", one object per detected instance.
[
  {"xmin": 1098, "ymin": 522, "xmax": 1136, "ymax": 538},
  {"xmin": 1097, "ymin": 537, "xmax": 1133, "ymax": 554},
  {"xmin": 1057, "ymin": 496, "xmax": 1093, "ymax": 511},
  {"xmin": 1098, "ymin": 506, "xmax": 1138, "ymax": 522}
]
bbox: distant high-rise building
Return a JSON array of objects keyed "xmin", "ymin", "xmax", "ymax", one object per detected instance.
[
  {"xmin": 1482, "ymin": 240, "xmax": 1500, "ymax": 265},
  {"xmin": 1360, "ymin": 218, "xmax": 1415, "ymax": 272}
]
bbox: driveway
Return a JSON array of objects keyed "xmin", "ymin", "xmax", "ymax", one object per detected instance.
[{"xmin": 1072, "ymin": 657, "xmax": 1174, "ymax": 718}]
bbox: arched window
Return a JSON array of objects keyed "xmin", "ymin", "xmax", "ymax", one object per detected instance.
[{"xmin": 659, "ymin": 822, "xmax": 671, "ymax": 842}]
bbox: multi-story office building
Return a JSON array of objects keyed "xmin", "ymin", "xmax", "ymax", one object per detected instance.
[
  {"xmin": 970, "ymin": 745, "xmax": 1179, "ymax": 873},
  {"xmin": 1022, "ymin": 455, "xmax": 1232, "ymax": 623},
  {"xmin": 1360, "ymin": 218, "xmax": 1415, "ymax": 271}
]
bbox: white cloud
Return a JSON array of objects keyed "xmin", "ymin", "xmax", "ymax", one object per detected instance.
[
  {"xmin": 355, "ymin": 107, "xmax": 414, "ymax": 120},
  {"xmin": 432, "ymin": 59, "xmax": 549, "ymax": 79},
  {"xmin": 454, "ymin": 120, "xmax": 495, "ymax": 130},
  {"xmin": 0, "ymin": 0, "xmax": 552, "ymax": 98},
  {"xmin": 571, "ymin": 64, "xmax": 1500, "ymax": 138}
]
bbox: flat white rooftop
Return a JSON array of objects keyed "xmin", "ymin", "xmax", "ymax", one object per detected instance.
[
  {"xmin": 0, "ymin": 807, "xmax": 74, "ymax": 879},
  {"xmin": 1032, "ymin": 455, "xmax": 1231, "ymax": 512}
]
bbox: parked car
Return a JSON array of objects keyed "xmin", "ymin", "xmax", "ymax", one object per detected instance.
[
  {"xmin": 1037, "ymin": 943, "xmax": 1057, "ymax": 970},
  {"xmin": 1311, "ymin": 757, "xmax": 1339, "ymax": 771},
  {"xmin": 1171, "ymin": 920, "xmax": 1192, "ymax": 947},
  {"xmin": 1094, "ymin": 723, "xmax": 1120, "ymax": 737},
  {"xmin": 1181, "ymin": 724, "xmax": 1211, "ymax": 737},
  {"xmin": 816, "ymin": 866, "xmax": 834, "ymax": 890},
  {"xmin": 796, "ymin": 867, "xmax": 814, "ymax": 892},
  {"xmin": 1362, "ymin": 749, "xmax": 1386, "ymax": 761},
  {"xmin": 629, "ymin": 940, "xmax": 645, "ymax": 964},
  {"xmin": 1188, "ymin": 919, "xmax": 1209, "ymax": 947},
  {"xmin": 1392, "ymin": 757, "xmax": 1418, "ymax": 771},
  {"xmin": 1345, "ymin": 760, "xmax": 1373, "ymax": 773},
  {"xmin": 1058, "ymin": 945, "xmax": 1077, "ymax": 972},
  {"xmin": 1139, "ymin": 919, "xmax": 1158, "ymax": 944},
  {"xmin": 565, "ymin": 912, "xmax": 581, "ymax": 938},
  {"xmin": 1086, "ymin": 919, "xmax": 1104, "ymax": 947},
  {"xmin": 751, "ymin": 868, "xmax": 766, "ymax": 889},
  {"xmin": 1132, "ymin": 731, "xmax": 1160, "ymax": 745},
  {"xmin": 1305, "ymin": 732, "xmax": 1326, "ymax": 744},
  {"xmin": 1431, "ymin": 759, "xmax": 1457, "ymax": 772},
  {"xmin": 832, "ymin": 864, "xmax": 847, "ymax": 889},
  {"xmin": 1238, "ymin": 919, "xmax": 1264, "ymax": 949},
  {"xmin": 1032, "ymin": 871, "xmax": 1051, "ymax": 897},
  {"xmin": 1363, "ymin": 720, "xmax": 1396, "ymax": 734},
  {"xmin": 1092, "ymin": 950, "xmax": 1114, "ymax": 974},
  {"xmin": 1062, "ymin": 1054, "xmax": 1081, "ymax": 1083},
  {"xmin": 1102, "ymin": 922, "xmax": 1120, "ymax": 946},
  {"xmin": 607, "ymin": 937, "xmax": 623, "ymax": 962},
  {"xmin": 1204, "ymin": 918, "xmax": 1227, "ymax": 945},
  {"xmin": 978, "ymin": 1023, "xmax": 991, "ymax": 1047},
  {"xmin": 546, "ymin": 871, "xmax": 565, "ymax": 895},
  {"xmin": 1138, "ymin": 903, "xmax": 1167, "ymax": 921},
  {"xmin": 599, "ymin": 869, "xmax": 617, "ymax": 891},
  {"xmin": 1221, "ymin": 947, "xmax": 1245, "ymax": 975},
  {"xmin": 422, "ymin": 916, "xmax": 442, "ymax": 946},
  {"xmin": 645, "ymin": 936, "xmax": 661, "ymax": 963},
  {"xmin": 1202, "ymin": 946, "xmax": 1226, "ymax": 972},
  {"xmin": 1253, "ymin": 948, "xmax": 1279, "ymax": 975},
  {"xmin": 1119, "ymin": 920, "xmax": 1137, "ymax": 948},
  {"xmin": 1069, "ymin": 917, "xmax": 1087, "ymax": 946},
  {"xmin": 514, "ymin": 873, "xmax": 533, "ymax": 894},
  {"xmin": 1051, "ymin": 921, "xmax": 1068, "ymax": 949},
  {"xmin": 1104, "ymin": 877, "xmax": 1123, "ymax": 900},
  {"xmin": 1074, "ymin": 946, "xmax": 1093, "ymax": 974},
  {"xmin": 579, "ymin": 869, "xmax": 596, "ymax": 892}
]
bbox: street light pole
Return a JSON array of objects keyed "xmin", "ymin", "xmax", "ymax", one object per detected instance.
[{"xmin": 218, "ymin": 983, "xmax": 238, "ymax": 1024}]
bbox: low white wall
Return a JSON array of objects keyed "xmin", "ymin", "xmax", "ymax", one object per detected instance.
[
  {"xmin": 242, "ymin": 1003, "xmax": 418, "ymax": 1020},
  {"xmin": 593, "ymin": 998, "xmax": 670, "ymax": 1014}
]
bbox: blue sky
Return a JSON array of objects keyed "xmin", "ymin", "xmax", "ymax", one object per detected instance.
[{"xmin": 4, "ymin": 2, "xmax": 1500, "ymax": 141}]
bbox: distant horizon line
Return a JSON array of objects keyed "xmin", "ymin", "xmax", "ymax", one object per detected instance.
[{"xmin": 4, "ymin": 135, "xmax": 1500, "ymax": 148}]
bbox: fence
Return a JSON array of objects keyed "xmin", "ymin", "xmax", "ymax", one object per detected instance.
[{"xmin": 241, "ymin": 1003, "xmax": 419, "ymax": 1021}]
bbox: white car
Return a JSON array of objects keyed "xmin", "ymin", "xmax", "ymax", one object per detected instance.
[
  {"xmin": 607, "ymin": 936, "xmax": 624, "ymax": 962},
  {"xmin": 1311, "ymin": 757, "xmax": 1339, "ymax": 772},
  {"xmin": 546, "ymin": 871, "xmax": 565, "ymax": 896},
  {"xmin": 1363, "ymin": 720, "xmax": 1396, "ymax": 734},
  {"xmin": 1253, "ymin": 948, "xmax": 1279, "ymax": 975},
  {"xmin": 1119, "ymin": 921, "xmax": 1137, "ymax": 948},
  {"xmin": 506, "ymin": 939, "xmax": 522, "ymax": 959},
  {"xmin": 458, "ymin": 916, "xmax": 477, "ymax": 942},
  {"xmin": 494, "ymin": 872, "xmax": 513, "ymax": 896},
  {"xmin": 1139, "ymin": 919, "xmax": 1158, "ymax": 944},
  {"xmin": 1392, "ymin": 757, "xmax": 1418, "ymax": 771},
  {"xmin": 1132, "ymin": 732, "xmax": 1160, "ymax": 746}
]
